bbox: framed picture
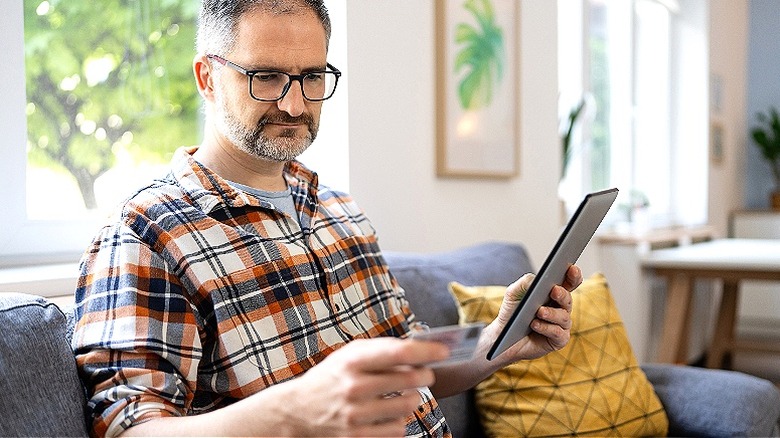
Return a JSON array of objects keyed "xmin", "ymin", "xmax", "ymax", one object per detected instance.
[
  {"xmin": 435, "ymin": 0, "xmax": 520, "ymax": 178},
  {"xmin": 710, "ymin": 121, "xmax": 724, "ymax": 165},
  {"xmin": 710, "ymin": 73, "xmax": 723, "ymax": 115}
]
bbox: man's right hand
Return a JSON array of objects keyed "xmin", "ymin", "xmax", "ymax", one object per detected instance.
[
  {"xmin": 119, "ymin": 337, "xmax": 450, "ymax": 437},
  {"xmin": 270, "ymin": 337, "xmax": 450, "ymax": 437}
]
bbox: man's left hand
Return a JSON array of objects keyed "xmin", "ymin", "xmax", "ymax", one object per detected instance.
[{"xmin": 491, "ymin": 264, "xmax": 581, "ymax": 363}]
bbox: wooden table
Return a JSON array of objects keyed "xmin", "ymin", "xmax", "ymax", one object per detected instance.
[{"xmin": 641, "ymin": 239, "xmax": 780, "ymax": 367}]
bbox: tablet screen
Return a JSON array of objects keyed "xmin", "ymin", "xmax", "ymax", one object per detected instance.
[{"xmin": 486, "ymin": 188, "xmax": 618, "ymax": 361}]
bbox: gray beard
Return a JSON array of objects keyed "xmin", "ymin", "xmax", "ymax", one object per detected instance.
[{"xmin": 216, "ymin": 94, "xmax": 318, "ymax": 162}]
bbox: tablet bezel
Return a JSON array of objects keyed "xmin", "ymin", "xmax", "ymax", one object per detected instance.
[{"xmin": 486, "ymin": 188, "xmax": 619, "ymax": 361}]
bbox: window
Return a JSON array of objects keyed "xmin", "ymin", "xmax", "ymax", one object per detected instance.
[
  {"xmin": 558, "ymin": 0, "xmax": 708, "ymax": 229},
  {"xmin": 24, "ymin": 0, "xmax": 200, "ymax": 220},
  {"xmin": 0, "ymin": 1, "xmax": 348, "ymax": 266}
]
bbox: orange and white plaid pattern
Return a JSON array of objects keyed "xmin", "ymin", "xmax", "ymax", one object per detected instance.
[{"xmin": 72, "ymin": 147, "xmax": 450, "ymax": 437}]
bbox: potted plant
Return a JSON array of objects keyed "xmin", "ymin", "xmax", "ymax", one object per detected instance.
[
  {"xmin": 750, "ymin": 106, "xmax": 780, "ymax": 210},
  {"xmin": 561, "ymin": 98, "xmax": 586, "ymax": 178}
]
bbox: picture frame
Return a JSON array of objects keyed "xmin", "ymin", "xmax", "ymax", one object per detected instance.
[
  {"xmin": 710, "ymin": 73, "xmax": 723, "ymax": 115},
  {"xmin": 710, "ymin": 121, "xmax": 724, "ymax": 165},
  {"xmin": 435, "ymin": 0, "xmax": 520, "ymax": 178}
]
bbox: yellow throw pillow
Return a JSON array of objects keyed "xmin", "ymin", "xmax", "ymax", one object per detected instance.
[{"xmin": 449, "ymin": 273, "xmax": 668, "ymax": 437}]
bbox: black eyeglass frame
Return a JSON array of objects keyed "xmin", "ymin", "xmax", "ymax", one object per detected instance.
[{"xmin": 206, "ymin": 54, "xmax": 341, "ymax": 102}]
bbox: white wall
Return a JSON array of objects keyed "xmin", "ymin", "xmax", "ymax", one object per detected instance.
[{"xmin": 346, "ymin": 0, "xmax": 562, "ymax": 267}]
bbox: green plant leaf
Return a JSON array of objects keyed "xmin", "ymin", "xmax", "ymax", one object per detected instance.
[
  {"xmin": 751, "ymin": 106, "xmax": 780, "ymax": 188},
  {"xmin": 453, "ymin": 0, "xmax": 505, "ymax": 110}
]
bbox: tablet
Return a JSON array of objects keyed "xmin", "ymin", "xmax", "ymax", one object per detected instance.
[{"xmin": 486, "ymin": 188, "xmax": 619, "ymax": 361}]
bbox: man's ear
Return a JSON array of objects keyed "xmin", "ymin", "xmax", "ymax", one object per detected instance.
[{"xmin": 194, "ymin": 54, "xmax": 216, "ymax": 102}]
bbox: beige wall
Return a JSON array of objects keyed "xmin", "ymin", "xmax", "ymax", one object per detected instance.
[
  {"xmin": 708, "ymin": 0, "xmax": 749, "ymax": 237},
  {"xmin": 345, "ymin": 0, "xmax": 750, "ymax": 266},
  {"xmin": 346, "ymin": 0, "xmax": 562, "ymax": 266}
]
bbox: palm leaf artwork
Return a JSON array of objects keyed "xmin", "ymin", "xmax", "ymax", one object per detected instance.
[{"xmin": 453, "ymin": 0, "xmax": 505, "ymax": 110}]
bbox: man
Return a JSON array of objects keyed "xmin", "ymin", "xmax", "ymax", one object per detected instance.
[{"xmin": 72, "ymin": 1, "xmax": 581, "ymax": 437}]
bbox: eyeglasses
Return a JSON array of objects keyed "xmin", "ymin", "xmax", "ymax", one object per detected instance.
[{"xmin": 207, "ymin": 54, "xmax": 341, "ymax": 102}]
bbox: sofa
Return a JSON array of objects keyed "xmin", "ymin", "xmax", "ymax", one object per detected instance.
[{"xmin": 1, "ymin": 241, "xmax": 779, "ymax": 437}]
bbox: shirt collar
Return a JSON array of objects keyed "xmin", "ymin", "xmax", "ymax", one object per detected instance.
[{"xmin": 170, "ymin": 146, "xmax": 320, "ymax": 214}]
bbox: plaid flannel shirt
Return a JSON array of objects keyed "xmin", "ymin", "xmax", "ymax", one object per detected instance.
[{"xmin": 72, "ymin": 147, "xmax": 451, "ymax": 437}]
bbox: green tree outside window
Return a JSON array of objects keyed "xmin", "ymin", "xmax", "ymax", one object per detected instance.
[{"xmin": 24, "ymin": 0, "xmax": 200, "ymax": 209}]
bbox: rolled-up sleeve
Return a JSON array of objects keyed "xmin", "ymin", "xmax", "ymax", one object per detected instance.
[{"xmin": 73, "ymin": 222, "xmax": 202, "ymax": 437}]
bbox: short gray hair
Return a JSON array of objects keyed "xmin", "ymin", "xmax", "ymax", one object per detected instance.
[{"xmin": 197, "ymin": 0, "xmax": 331, "ymax": 56}]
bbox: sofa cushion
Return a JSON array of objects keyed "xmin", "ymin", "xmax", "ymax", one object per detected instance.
[
  {"xmin": 0, "ymin": 293, "xmax": 88, "ymax": 437},
  {"xmin": 450, "ymin": 273, "xmax": 669, "ymax": 437},
  {"xmin": 642, "ymin": 363, "xmax": 780, "ymax": 437},
  {"xmin": 384, "ymin": 241, "xmax": 534, "ymax": 438},
  {"xmin": 384, "ymin": 241, "xmax": 534, "ymax": 329}
]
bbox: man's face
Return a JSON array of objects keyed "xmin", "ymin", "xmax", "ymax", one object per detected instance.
[{"xmin": 213, "ymin": 8, "xmax": 328, "ymax": 162}]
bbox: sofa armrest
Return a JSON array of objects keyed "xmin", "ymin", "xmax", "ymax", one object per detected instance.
[
  {"xmin": 0, "ymin": 293, "xmax": 88, "ymax": 437},
  {"xmin": 642, "ymin": 363, "xmax": 780, "ymax": 437}
]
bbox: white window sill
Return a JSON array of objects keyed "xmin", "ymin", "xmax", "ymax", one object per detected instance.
[{"xmin": 0, "ymin": 263, "xmax": 78, "ymax": 306}]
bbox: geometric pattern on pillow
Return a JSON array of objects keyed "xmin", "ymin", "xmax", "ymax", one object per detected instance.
[{"xmin": 449, "ymin": 273, "xmax": 669, "ymax": 437}]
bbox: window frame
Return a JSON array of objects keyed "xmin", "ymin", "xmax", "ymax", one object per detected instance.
[{"xmin": 1, "ymin": 1, "xmax": 101, "ymax": 266}]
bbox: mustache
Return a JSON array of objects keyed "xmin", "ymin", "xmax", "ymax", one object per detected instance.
[{"xmin": 257, "ymin": 113, "xmax": 316, "ymax": 131}]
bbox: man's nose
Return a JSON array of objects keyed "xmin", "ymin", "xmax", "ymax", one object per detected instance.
[{"xmin": 277, "ymin": 81, "xmax": 306, "ymax": 117}]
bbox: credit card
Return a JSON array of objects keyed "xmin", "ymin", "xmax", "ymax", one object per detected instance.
[{"xmin": 411, "ymin": 322, "xmax": 485, "ymax": 367}]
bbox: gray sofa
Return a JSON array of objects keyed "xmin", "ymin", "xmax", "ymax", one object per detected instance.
[
  {"xmin": 1, "ymin": 241, "xmax": 779, "ymax": 437},
  {"xmin": 385, "ymin": 242, "xmax": 780, "ymax": 437}
]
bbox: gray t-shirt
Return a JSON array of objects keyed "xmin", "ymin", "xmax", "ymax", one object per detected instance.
[{"xmin": 228, "ymin": 180, "xmax": 298, "ymax": 222}]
